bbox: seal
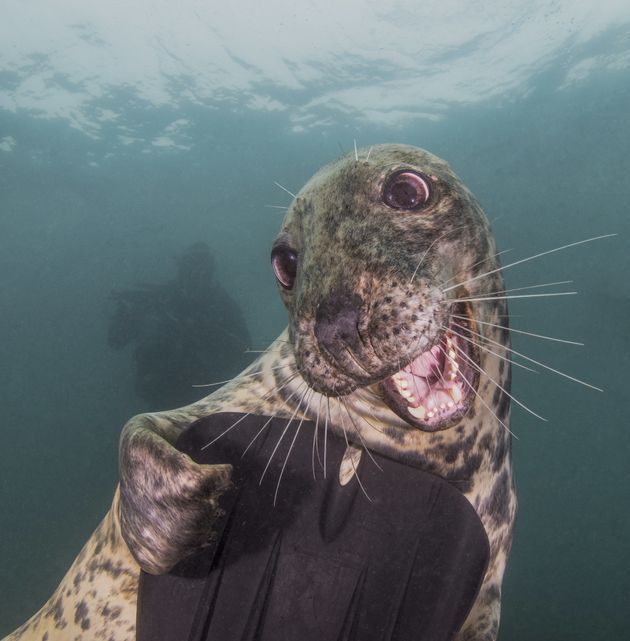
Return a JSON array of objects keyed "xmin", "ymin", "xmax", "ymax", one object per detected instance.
[{"xmin": 4, "ymin": 144, "xmax": 516, "ymax": 641}]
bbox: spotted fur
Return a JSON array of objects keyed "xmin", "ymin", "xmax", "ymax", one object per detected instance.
[{"xmin": 4, "ymin": 144, "xmax": 516, "ymax": 641}]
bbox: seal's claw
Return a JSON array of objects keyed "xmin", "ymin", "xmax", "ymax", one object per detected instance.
[{"xmin": 118, "ymin": 415, "xmax": 232, "ymax": 575}]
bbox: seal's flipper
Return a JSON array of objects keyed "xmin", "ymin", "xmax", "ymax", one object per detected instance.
[{"xmin": 137, "ymin": 412, "xmax": 489, "ymax": 641}]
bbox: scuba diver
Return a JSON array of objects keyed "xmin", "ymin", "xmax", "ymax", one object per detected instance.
[{"xmin": 107, "ymin": 242, "xmax": 251, "ymax": 409}]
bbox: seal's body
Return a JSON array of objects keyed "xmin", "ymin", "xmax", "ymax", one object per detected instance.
[{"xmin": 5, "ymin": 145, "xmax": 516, "ymax": 641}]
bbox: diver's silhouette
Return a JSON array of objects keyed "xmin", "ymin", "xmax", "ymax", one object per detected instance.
[{"xmin": 108, "ymin": 243, "xmax": 251, "ymax": 408}]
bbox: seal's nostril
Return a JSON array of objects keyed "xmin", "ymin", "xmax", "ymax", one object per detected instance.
[{"xmin": 314, "ymin": 289, "xmax": 364, "ymax": 356}]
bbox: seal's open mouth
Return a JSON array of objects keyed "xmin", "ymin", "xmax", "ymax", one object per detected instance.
[{"xmin": 380, "ymin": 304, "xmax": 479, "ymax": 431}]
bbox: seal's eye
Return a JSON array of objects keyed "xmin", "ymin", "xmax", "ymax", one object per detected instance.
[
  {"xmin": 382, "ymin": 170, "xmax": 431, "ymax": 210},
  {"xmin": 271, "ymin": 246, "xmax": 298, "ymax": 290}
]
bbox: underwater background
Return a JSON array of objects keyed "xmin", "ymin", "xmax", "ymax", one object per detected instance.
[{"xmin": 1, "ymin": 1, "xmax": 629, "ymax": 638}]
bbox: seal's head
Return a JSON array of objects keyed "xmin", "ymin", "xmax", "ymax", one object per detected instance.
[{"xmin": 271, "ymin": 144, "xmax": 500, "ymax": 432}]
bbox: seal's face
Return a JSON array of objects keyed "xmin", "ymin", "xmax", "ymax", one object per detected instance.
[{"xmin": 272, "ymin": 144, "xmax": 496, "ymax": 432}]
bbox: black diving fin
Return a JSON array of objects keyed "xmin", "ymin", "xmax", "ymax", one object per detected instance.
[{"xmin": 137, "ymin": 412, "xmax": 489, "ymax": 641}]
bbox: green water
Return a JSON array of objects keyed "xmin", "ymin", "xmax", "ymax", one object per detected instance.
[{"xmin": 1, "ymin": 4, "xmax": 629, "ymax": 639}]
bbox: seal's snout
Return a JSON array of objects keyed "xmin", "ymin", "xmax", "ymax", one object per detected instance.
[{"xmin": 314, "ymin": 289, "xmax": 365, "ymax": 357}]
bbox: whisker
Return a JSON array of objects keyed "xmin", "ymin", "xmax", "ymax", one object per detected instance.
[
  {"xmin": 451, "ymin": 313, "xmax": 584, "ymax": 346},
  {"xmin": 241, "ymin": 415, "xmax": 276, "ymax": 458},
  {"xmin": 344, "ymin": 346, "xmax": 371, "ymax": 376},
  {"xmin": 436, "ymin": 343, "xmax": 518, "ymax": 438},
  {"xmin": 494, "ymin": 280, "xmax": 574, "ymax": 295},
  {"xmin": 260, "ymin": 382, "xmax": 308, "ymax": 484},
  {"xmin": 273, "ymin": 181, "xmax": 297, "ymax": 200},
  {"xmin": 274, "ymin": 418, "xmax": 304, "ymax": 505},
  {"xmin": 312, "ymin": 392, "xmax": 324, "ymax": 479},
  {"xmin": 447, "ymin": 324, "xmax": 538, "ymax": 373},
  {"xmin": 439, "ymin": 248, "xmax": 514, "ymax": 289},
  {"xmin": 445, "ymin": 291, "xmax": 577, "ymax": 303},
  {"xmin": 340, "ymin": 399, "xmax": 383, "ymax": 471},
  {"xmin": 410, "ymin": 357, "xmax": 425, "ymax": 405},
  {"xmin": 192, "ymin": 363, "xmax": 288, "ymax": 388},
  {"xmin": 204, "ymin": 371, "xmax": 298, "ymax": 450},
  {"xmin": 442, "ymin": 234, "xmax": 617, "ymax": 294},
  {"xmin": 273, "ymin": 389, "xmax": 313, "ymax": 505},
  {"xmin": 451, "ymin": 320, "xmax": 603, "ymax": 392},
  {"xmin": 365, "ymin": 146, "xmax": 373, "ymax": 161},
  {"xmin": 431, "ymin": 338, "xmax": 484, "ymax": 422},
  {"xmin": 264, "ymin": 205, "xmax": 289, "ymax": 210},
  {"xmin": 324, "ymin": 396, "xmax": 331, "ymax": 479},
  {"xmin": 201, "ymin": 412, "xmax": 252, "ymax": 450},
  {"xmin": 240, "ymin": 373, "xmax": 301, "ymax": 457},
  {"xmin": 409, "ymin": 225, "xmax": 469, "ymax": 285},
  {"xmin": 441, "ymin": 325, "xmax": 547, "ymax": 422},
  {"xmin": 244, "ymin": 349, "xmax": 279, "ymax": 354},
  {"xmin": 337, "ymin": 398, "xmax": 372, "ymax": 502},
  {"xmin": 356, "ymin": 409, "xmax": 385, "ymax": 434},
  {"xmin": 353, "ymin": 139, "xmax": 359, "ymax": 162}
]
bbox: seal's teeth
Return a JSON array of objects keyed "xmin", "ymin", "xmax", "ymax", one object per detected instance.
[
  {"xmin": 393, "ymin": 374, "xmax": 408, "ymax": 395},
  {"xmin": 408, "ymin": 405, "xmax": 426, "ymax": 419},
  {"xmin": 450, "ymin": 385, "xmax": 463, "ymax": 403}
]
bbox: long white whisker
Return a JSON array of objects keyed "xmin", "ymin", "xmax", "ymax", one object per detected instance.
[
  {"xmin": 436, "ymin": 343, "xmax": 517, "ymax": 438},
  {"xmin": 312, "ymin": 392, "xmax": 323, "ymax": 478},
  {"xmin": 365, "ymin": 146, "xmax": 373, "ymax": 161},
  {"xmin": 264, "ymin": 205, "xmax": 289, "ymax": 210},
  {"xmin": 273, "ymin": 181, "xmax": 297, "ymax": 200},
  {"xmin": 451, "ymin": 314, "xmax": 583, "ymax": 346},
  {"xmin": 259, "ymin": 382, "xmax": 308, "ymax": 484},
  {"xmin": 424, "ymin": 343, "xmax": 455, "ymax": 413},
  {"xmin": 337, "ymin": 398, "xmax": 372, "ymax": 502},
  {"xmin": 356, "ymin": 410, "xmax": 385, "ymax": 434},
  {"xmin": 241, "ymin": 414, "xmax": 276, "ymax": 458},
  {"xmin": 451, "ymin": 320, "xmax": 603, "ymax": 392},
  {"xmin": 344, "ymin": 346, "xmax": 371, "ymax": 376},
  {"xmin": 446, "ymin": 291, "xmax": 577, "ymax": 303},
  {"xmin": 324, "ymin": 396, "xmax": 330, "ymax": 479},
  {"xmin": 274, "ymin": 389, "xmax": 313, "ymax": 505},
  {"xmin": 447, "ymin": 324, "xmax": 538, "ymax": 373},
  {"xmin": 494, "ymin": 280, "xmax": 574, "ymax": 295},
  {"xmin": 204, "ymin": 371, "xmax": 300, "ymax": 451},
  {"xmin": 409, "ymin": 225, "xmax": 469, "ymax": 285},
  {"xmin": 274, "ymin": 418, "xmax": 304, "ymax": 505},
  {"xmin": 442, "ymin": 234, "xmax": 617, "ymax": 293},
  {"xmin": 202, "ymin": 412, "xmax": 252, "ymax": 450},
  {"xmin": 353, "ymin": 139, "xmax": 359, "ymax": 162},
  {"xmin": 439, "ymin": 248, "xmax": 514, "ymax": 289},
  {"xmin": 340, "ymin": 399, "xmax": 383, "ymax": 471},
  {"xmin": 410, "ymin": 358, "xmax": 425, "ymax": 404},
  {"xmin": 441, "ymin": 325, "xmax": 547, "ymax": 422},
  {"xmin": 193, "ymin": 363, "xmax": 288, "ymax": 388},
  {"xmin": 240, "ymin": 373, "xmax": 301, "ymax": 457}
]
